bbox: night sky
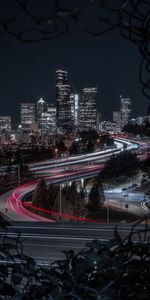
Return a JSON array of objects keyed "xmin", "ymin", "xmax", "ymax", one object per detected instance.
[{"xmin": 0, "ymin": 1, "xmax": 148, "ymax": 126}]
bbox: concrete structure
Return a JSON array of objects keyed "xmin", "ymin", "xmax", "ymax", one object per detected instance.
[
  {"xmin": 99, "ymin": 120, "xmax": 116, "ymax": 133},
  {"xmin": 20, "ymin": 103, "xmax": 35, "ymax": 130},
  {"xmin": 0, "ymin": 116, "xmax": 11, "ymax": 132},
  {"xmin": 56, "ymin": 70, "xmax": 72, "ymax": 133},
  {"xmin": 136, "ymin": 115, "xmax": 150, "ymax": 125},
  {"xmin": 40, "ymin": 104, "xmax": 56, "ymax": 132},
  {"xmin": 70, "ymin": 93, "xmax": 79, "ymax": 130},
  {"xmin": 79, "ymin": 87, "xmax": 97, "ymax": 131},
  {"xmin": 36, "ymin": 98, "xmax": 48, "ymax": 129},
  {"xmin": 120, "ymin": 95, "xmax": 132, "ymax": 128},
  {"xmin": 113, "ymin": 111, "xmax": 122, "ymax": 132}
]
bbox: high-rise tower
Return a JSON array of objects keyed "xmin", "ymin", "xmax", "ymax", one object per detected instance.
[
  {"xmin": 120, "ymin": 95, "xmax": 132, "ymax": 128},
  {"xmin": 20, "ymin": 103, "xmax": 35, "ymax": 130},
  {"xmin": 56, "ymin": 70, "xmax": 72, "ymax": 133},
  {"xmin": 79, "ymin": 87, "xmax": 97, "ymax": 130},
  {"xmin": 70, "ymin": 93, "xmax": 79, "ymax": 130},
  {"xmin": 36, "ymin": 98, "xmax": 48, "ymax": 130}
]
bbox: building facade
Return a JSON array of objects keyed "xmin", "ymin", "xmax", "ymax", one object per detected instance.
[
  {"xmin": 0, "ymin": 116, "xmax": 11, "ymax": 132},
  {"xmin": 120, "ymin": 95, "xmax": 132, "ymax": 128},
  {"xmin": 36, "ymin": 98, "xmax": 48, "ymax": 129},
  {"xmin": 20, "ymin": 103, "xmax": 35, "ymax": 130},
  {"xmin": 113, "ymin": 111, "xmax": 122, "ymax": 132},
  {"xmin": 70, "ymin": 93, "xmax": 79, "ymax": 130},
  {"xmin": 40, "ymin": 104, "xmax": 56, "ymax": 132},
  {"xmin": 56, "ymin": 70, "xmax": 72, "ymax": 133},
  {"xmin": 79, "ymin": 87, "xmax": 97, "ymax": 131}
]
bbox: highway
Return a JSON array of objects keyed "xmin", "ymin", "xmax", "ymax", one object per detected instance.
[
  {"xmin": 1, "ymin": 222, "xmax": 150, "ymax": 263},
  {"xmin": 0, "ymin": 137, "xmax": 149, "ymax": 222},
  {"xmin": 29, "ymin": 139, "xmax": 137, "ymax": 175}
]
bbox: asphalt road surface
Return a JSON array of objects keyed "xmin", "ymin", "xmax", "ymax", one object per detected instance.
[{"xmin": 0, "ymin": 222, "xmax": 149, "ymax": 263}]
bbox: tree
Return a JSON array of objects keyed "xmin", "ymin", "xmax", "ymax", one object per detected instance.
[
  {"xmin": 86, "ymin": 140, "xmax": 95, "ymax": 153},
  {"xmin": 59, "ymin": 183, "xmax": 87, "ymax": 218},
  {"xmin": 32, "ymin": 179, "xmax": 47, "ymax": 208},
  {"xmin": 99, "ymin": 151, "xmax": 140, "ymax": 182},
  {"xmin": 123, "ymin": 121, "xmax": 150, "ymax": 137},
  {"xmin": 46, "ymin": 183, "xmax": 60, "ymax": 211},
  {"xmin": 55, "ymin": 140, "xmax": 66, "ymax": 152},
  {"xmin": 100, "ymin": 133, "xmax": 114, "ymax": 148},
  {"xmin": 79, "ymin": 129, "xmax": 99, "ymax": 143},
  {"xmin": 69, "ymin": 141, "xmax": 80, "ymax": 155},
  {"xmin": 88, "ymin": 183, "xmax": 105, "ymax": 213},
  {"xmin": 141, "ymin": 157, "xmax": 150, "ymax": 178}
]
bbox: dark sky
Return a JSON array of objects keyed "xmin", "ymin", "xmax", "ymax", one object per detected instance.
[{"xmin": 0, "ymin": 2, "xmax": 148, "ymax": 125}]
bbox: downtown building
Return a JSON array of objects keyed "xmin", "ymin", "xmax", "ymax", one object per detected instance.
[
  {"xmin": 70, "ymin": 93, "xmax": 79, "ymax": 131},
  {"xmin": 36, "ymin": 98, "xmax": 48, "ymax": 129},
  {"xmin": 39, "ymin": 104, "xmax": 56, "ymax": 133},
  {"xmin": 79, "ymin": 87, "xmax": 97, "ymax": 131},
  {"xmin": 113, "ymin": 111, "xmax": 122, "ymax": 132},
  {"xmin": 56, "ymin": 70, "xmax": 72, "ymax": 134},
  {"xmin": 20, "ymin": 103, "xmax": 36, "ymax": 131},
  {"xmin": 0, "ymin": 116, "xmax": 11, "ymax": 132},
  {"xmin": 120, "ymin": 95, "xmax": 132, "ymax": 128}
]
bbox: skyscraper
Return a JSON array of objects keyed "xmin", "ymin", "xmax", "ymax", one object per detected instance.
[
  {"xmin": 70, "ymin": 93, "xmax": 79, "ymax": 130},
  {"xmin": 79, "ymin": 87, "xmax": 97, "ymax": 130},
  {"xmin": 20, "ymin": 103, "xmax": 35, "ymax": 130},
  {"xmin": 120, "ymin": 95, "xmax": 132, "ymax": 128},
  {"xmin": 40, "ymin": 104, "xmax": 56, "ymax": 132},
  {"xmin": 56, "ymin": 70, "xmax": 72, "ymax": 133},
  {"xmin": 36, "ymin": 98, "xmax": 48, "ymax": 130},
  {"xmin": 113, "ymin": 111, "xmax": 122, "ymax": 132}
]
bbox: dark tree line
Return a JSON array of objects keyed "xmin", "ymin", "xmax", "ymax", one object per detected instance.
[
  {"xmin": 123, "ymin": 121, "xmax": 150, "ymax": 136},
  {"xmin": 99, "ymin": 151, "xmax": 140, "ymax": 182},
  {"xmin": 32, "ymin": 179, "xmax": 105, "ymax": 220}
]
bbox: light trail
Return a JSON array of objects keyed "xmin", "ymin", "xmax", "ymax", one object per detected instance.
[{"xmin": 0, "ymin": 137, "xmax": 148, "ymax": 222}]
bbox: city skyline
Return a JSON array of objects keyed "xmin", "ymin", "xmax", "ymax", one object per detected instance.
[{"xmin": 0, "ymin": 13, "xmax": 148, "ymax": 124}]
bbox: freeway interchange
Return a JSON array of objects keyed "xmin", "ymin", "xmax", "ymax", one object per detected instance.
[{"xmin": 0, "ymin": 138, "xmax": 149, "ymax": 222}]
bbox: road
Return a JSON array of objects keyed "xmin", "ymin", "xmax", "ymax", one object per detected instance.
[
  {"xmin": 28, "ymin": 139, "xmax": 135, "ymax": 175},
  {"xmin": 0, "ymin": 137, "xmax": 149, "ymax": 222},
  {"xmin": 1, "ymin": 222, "xmax": 150, "ymax": 263}
]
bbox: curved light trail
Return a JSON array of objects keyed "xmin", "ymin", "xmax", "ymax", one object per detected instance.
[{"xmin": 0, "ymin": 138, "xmax": 149, "ymax": 222}]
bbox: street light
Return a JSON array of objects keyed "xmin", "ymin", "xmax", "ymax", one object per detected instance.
[
  {"xmin": 106, "ymin": 197, "xmax": 109, "ymax": 224},
  {"xmin": 59, "ymin": 184, "xmax": 62, "ymax": 221},
  {"xmin": 54, "ymin": 148, "xmax": 58, "ymax": 171},
  {"xmin": 18, "ymin": 164, "xmax": 20, "ymax": 186}
]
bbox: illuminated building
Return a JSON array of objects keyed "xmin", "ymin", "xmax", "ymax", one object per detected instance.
[
  {"xmin": 113, "ymin": 111, "xmax": 122, "ymax": 132},
  {"xmin": 120, "ymin": 95, "xmax": 132, "ymax": 128},
  {"xmin": 0, "ymin": 116, "xmax": 11, "ymax": 132},
  {"xmin": 40, "ymin": 104, "xmax": 56, "ymax": 132},
  {"xmin": 36, "ymin": 98, "xmax": 48, "ymax": 129},
  {"xmin": 79, "ymin": 87, "xmax": 97, "ymax": 130},
  {"xmin": 20, "ymin": 103, "xmax": 35, "ymax": 130},
  {"xmin": 70, "ymin": 93, "xmax": 79, "ymax": 130},
  {"xmin": 56, "ymin": 70, "xmax": 72, "ymax": 133}
]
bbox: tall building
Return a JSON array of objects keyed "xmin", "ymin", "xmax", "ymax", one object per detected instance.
[
  {"xmin": 79, "ymin": 87, "xmax": 97, "ymax": 130},
  {"xmin": 0, "ymin": 116, "xmax": 11, "ymax": 132},
  {"xmin": 120, "ymin": 95, "xmax": 132, "ymax": 128},
  {"xmin": 36, "ymin": 98, "xmax": 48, "ymax": 130},
  {"xmin": 56, "ymin": 70, "xmax": 72, "ymax": 133},
  {"xmin": 40, "ymin": 104, "xmax": 56, "ymax": 132},
  {"xmin": 113, "ymin": 111, "xmax": 122, "ymax": 132},
  {"xmin": 36, "ymin": 98, "xmax": 47, "ymax": 120},
  {"xmin": 70, "ymin": 93, "xmax": 79, "ymax": 130},
  {"xmin": 20, "ymin": 103, "xmax": 35, "ymax": 130}
]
